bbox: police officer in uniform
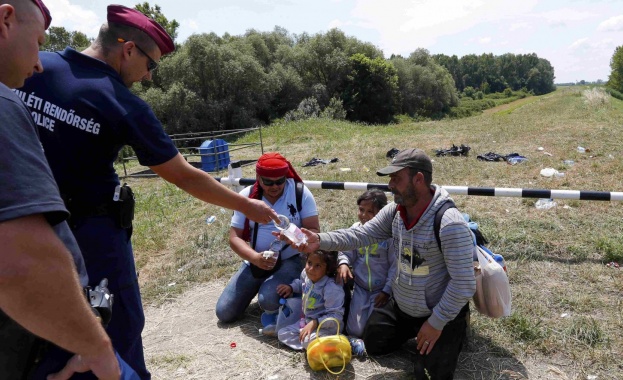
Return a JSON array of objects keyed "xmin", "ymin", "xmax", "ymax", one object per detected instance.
[
  {"xmin": 0, "ymin": 0, "xmax": 125, "ymax": 378},
  {"xmin": 19, "ymin": 5, "xmax": 278, "ymax": 379}
]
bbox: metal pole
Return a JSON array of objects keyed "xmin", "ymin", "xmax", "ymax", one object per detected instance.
[
  {"xmin": 259, "ymin": 125, "xmax": 264, "ymax": 155},
  {"xmin": 212, "ymin": 177, "xmax": 623, "ymax": 201}
]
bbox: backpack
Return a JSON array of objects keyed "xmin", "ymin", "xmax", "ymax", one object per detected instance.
[{"xmin": 433, "ymin": 201, "xmax": 488, "ymax": 250}]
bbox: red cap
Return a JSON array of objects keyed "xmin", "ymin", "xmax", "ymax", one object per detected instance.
[
  {"xmin": 32, "ymin": 0, "xmax": 52, "ymax": 30},
  {"xmin": 107, "ymin": 4, "xmax": 175, "ymax": 55}
]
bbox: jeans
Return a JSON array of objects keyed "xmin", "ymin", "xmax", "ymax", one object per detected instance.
[
  {"xmin": 216, "ymin": 255, "xmax": 304, "ymax": 323},
  {"xmin": 363, "ymin": 299, "xmax": 469, "ymax": 380}
]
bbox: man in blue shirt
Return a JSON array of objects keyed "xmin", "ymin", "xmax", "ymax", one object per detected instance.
[
  {"xmin": 19, "ymin": 4, "xmax": 278, "ymax": 379},
  {"xmin": 0, "ymin": 0, "xmax": 123, "ymax": 378}
]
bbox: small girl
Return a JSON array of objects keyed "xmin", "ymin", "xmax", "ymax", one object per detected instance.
[
  {"xmin": 338, "ymin": 190, "xmax": 396, "ymax": 339},
  {"xmin": 276, "ymin": 250, "xmax": 345, "ymax": 350}
]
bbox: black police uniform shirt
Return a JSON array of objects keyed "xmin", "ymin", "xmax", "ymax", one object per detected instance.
[
  {"xmin": 0, "ymin": 82, "xmax": 88, "ymax": 286},
  {"xmin": 17, "ymin": 48, "xmax": 179, "ymax": 206}
]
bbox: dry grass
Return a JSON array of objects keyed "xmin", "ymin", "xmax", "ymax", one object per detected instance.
[{"xmin": 125, "ymin": 87, "xmax": 623, "ymax": 379}]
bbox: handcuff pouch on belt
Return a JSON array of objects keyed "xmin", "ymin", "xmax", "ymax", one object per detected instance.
[{"xmin": 114, "ymin": 183, "xmax": 135, "ymax": 229}]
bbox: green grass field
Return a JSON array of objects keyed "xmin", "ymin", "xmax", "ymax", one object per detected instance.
[{"xmin": 120, "ymin": 86, "xmax": 623, "ymax": 379}]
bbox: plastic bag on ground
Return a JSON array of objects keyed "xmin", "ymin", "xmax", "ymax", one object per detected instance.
[{"xmin": 535, "ymin": 198, "xmax": 557, "ymax": 210}]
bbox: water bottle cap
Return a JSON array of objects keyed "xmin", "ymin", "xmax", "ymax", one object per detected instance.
[{"xmin": 279, "ymin": 298, "xmax": 287, "ymax": 305}]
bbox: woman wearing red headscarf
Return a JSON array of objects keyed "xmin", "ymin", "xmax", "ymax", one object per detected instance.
[{"xmin": 216, "ymin": 153, "xmax": 320, "ymax": 325}]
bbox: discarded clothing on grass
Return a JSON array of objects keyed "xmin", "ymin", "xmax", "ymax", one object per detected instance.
[
  {"xmin": 386, "ymin": 148, "xmax": 400, "ymax": 159},
  {"xmin": 435, "ymin": 144, "xmax": 471, "ymax": 157},
  {"xmin": 477, "ymin": 152, "xmax": 525, "ymax": 162},
  {"xmin": 302, "ymin": 157, "xmax": 339, "ymax": 167}
]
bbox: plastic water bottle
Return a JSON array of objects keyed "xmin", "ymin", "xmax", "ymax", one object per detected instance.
[
  {"xmin": 507, "ymin": 156, "xmax": 528, "ymax": 165},
  {"xmin": 348, "ymin": 337, "xmax": 367, "ymax": 357},
  {"xmin": 274, "ymin": 215, "xmax": 307, "ymax": 246}
]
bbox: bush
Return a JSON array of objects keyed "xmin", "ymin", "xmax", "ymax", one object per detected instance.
[
  {"xmin": 463, "ymin": 86, "xmax": 476, "ymax": 98},
  {"xmin": 284, "ymin": 97, "xmax": 321, "ymax": 122},
  {"xmin": 320, "ymin": 97, "xmax": 347, "ymax": 120},
  {"xmin": 582, "ymin": 87, "xmax": 610, "ymax": 109},
  {"xmin": 285, "ymin": 96, "xmax": 347, "ymax": 121},
  {"xmin": 605, "ymin": 87, "xmax": 623, "ymax": 101},
  {"xmin": 504, "ymin": 87, "xmax": 513, "ymax": 97}
]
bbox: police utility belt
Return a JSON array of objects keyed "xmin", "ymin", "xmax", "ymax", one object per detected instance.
[{"xmin": 63, "ymin": 183, "xmax": 135, "ymax": 229}]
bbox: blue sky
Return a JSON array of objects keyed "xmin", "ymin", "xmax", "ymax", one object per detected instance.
[{"xmin": 45, "ymin": 0, "xmax": 623, "ymax": 83}]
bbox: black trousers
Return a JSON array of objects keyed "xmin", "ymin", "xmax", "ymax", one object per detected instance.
[
  {"xmin": 363, "ymin": 299, "xmax": 469, "ymax": 380},
  {"xmin": 0, "ymin": 310, "xmax": 45, "ymax": 380}
]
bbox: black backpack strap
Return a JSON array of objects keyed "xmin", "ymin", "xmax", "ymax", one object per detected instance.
[
  {"xmin": 434, "ymin": 201, "xmax": 456, "ymax": 252},
  {"xmin": 251, "ymin": 220, "xmax": 259, "ymax": 250},
  {"xmin": 295, "ymin": 181, "xmax": 304, "ymax": 212}
]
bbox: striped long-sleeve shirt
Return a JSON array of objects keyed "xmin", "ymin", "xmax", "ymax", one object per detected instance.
[{"xmin": 318, "ymin": 185, "xmax": 476, "ymax": 330}]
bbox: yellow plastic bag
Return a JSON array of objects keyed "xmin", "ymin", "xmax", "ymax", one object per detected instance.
[{"xmin": 306, "ymin": 317, "xmax": 351, "ymax": 374}]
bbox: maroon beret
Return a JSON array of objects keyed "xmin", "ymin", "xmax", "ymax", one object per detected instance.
[
  {"xmin": 107, "ymin": 4, "xmax": 175, "ymax": 55},
  {"xmin": 32, "ymin": 0, "xmax": 52, "ymax": 30}
]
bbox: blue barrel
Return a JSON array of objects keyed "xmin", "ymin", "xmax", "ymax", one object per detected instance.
[{"xmin": 199, "ymin": 139, "xmax": 230, "ymax": 172}]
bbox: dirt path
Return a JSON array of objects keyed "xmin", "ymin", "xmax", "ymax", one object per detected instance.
[
  {"xmin": 482, "ymin": 97, "xmax": 538, "ymax": 115},
  {"xmin": 142, "ymin": 282, "xmax": 565, "ymax": 380}
]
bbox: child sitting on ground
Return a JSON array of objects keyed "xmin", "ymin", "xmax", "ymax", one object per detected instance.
[
  {"xmin": 276, "ymin": 250, "xmax": 344, "ymax": 350},
  {"xmin": 338, "ymin": 190, "xmax": 396, "ymax": 349}
]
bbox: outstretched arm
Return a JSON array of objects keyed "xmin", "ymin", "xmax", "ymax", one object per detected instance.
[{"xmin": 150, "ymin": 153, "xmax": 279, "ymax": 224}]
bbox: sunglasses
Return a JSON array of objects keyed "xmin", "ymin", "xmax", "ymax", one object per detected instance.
[
  {"xmin": 260, "ymin": 177, "xmax": 287, "ymax": 186},
  {"xmin": 117, "ymin": 38, "xmax": 158, "ymax": 72}
]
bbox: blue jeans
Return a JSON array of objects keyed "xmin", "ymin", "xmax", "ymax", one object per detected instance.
[{"xmin": 216, "ymin": 255, "xmax": 304, "ymax": 323}]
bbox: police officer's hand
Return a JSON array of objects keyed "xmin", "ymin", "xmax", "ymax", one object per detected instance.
[
  {"xmin": 47, "ymin": 349, "xmax": 120, "ymax": 380},
  {"xmin": 244, "ymin": 199, "xmax": 280, "ymax": 224}
]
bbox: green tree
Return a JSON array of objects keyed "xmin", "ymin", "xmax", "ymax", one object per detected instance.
[
  {"xmin": 341, "ymin": 53, "xmax": 399, "ymax": 123},
  {"xmin": 42, "ymin": 26, "xmax": 91, "ymax": 52},
  {"xmin": 134, "ymin": 2, "xmax": 179, "ymax": 42},
  {"xmin": 392, "ymin": 49, "xmax": 458, "ymax": 118},
  {"xmin": 607, "ymin": 46, "xmax": 623, "ymax": 93},
  {"xmin": 154, "ymin": 33, "xmax": 275, "ymax": 131}
]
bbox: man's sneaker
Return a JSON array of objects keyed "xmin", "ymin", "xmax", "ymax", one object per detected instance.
[{"xmin": 348, "ymin": 337, "xmax": 367, "ymax": 357}]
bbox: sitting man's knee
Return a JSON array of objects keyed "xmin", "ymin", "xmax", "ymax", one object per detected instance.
[
  {"xmin": 215, "ymin": 300, "xmax": 238, "ymax": 323},
  {"xmin": 257, "ymin": 289, "xmax": 280, "ymax": 313}
]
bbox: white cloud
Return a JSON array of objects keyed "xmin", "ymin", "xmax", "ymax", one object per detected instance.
[
  {"xmin": 186, "ymin": 19, "xmax": 199, "ymax": 31},
  {"xmin": 479, "ymin": 36, "xmax": 491, "ymax": 44},
  {"xmin": 328, "ymin": 19, "xmax": 352, "ymax": 29},
  {"xmin": 569, "ymin": 37, "xmax": 590, "ymax": 51},
  {"xmin": 509, "ymin": 22, "xmax": 530, "ymax": 31},
  {"xmin": 598, "ymin": 15, "xmax": 623, "ymax": 32},
  {"xmin": 350, "ymin": 0, "xmax": 539, "ymax": 55},
  {"xmin": 539, "ymin": 8, "xmax": 593, "ymax": 28},
  {"xmin": 45, "ymin": 0, "xmax": 102, "ymax": 36}
]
